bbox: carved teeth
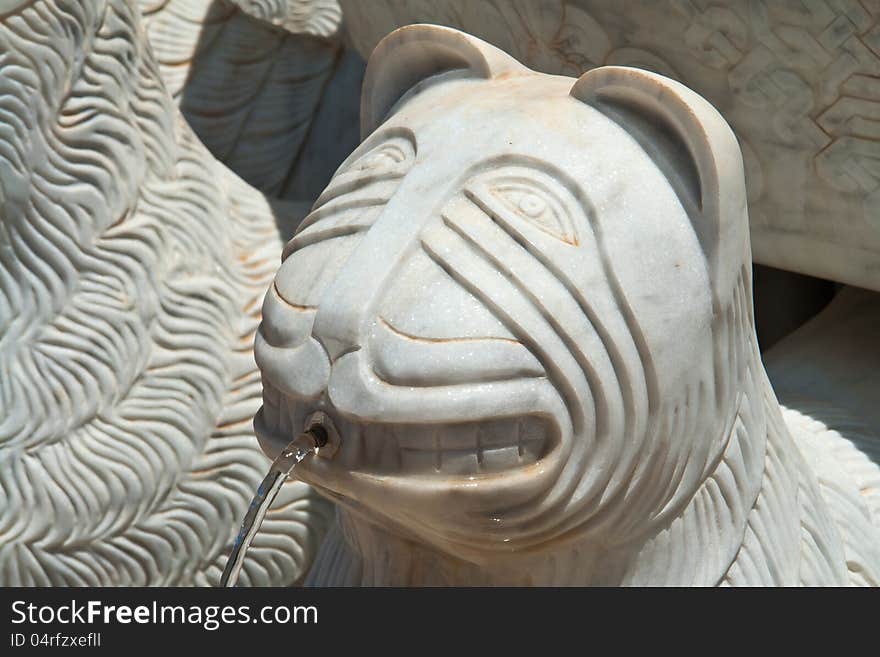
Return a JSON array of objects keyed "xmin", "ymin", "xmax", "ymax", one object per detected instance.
[
  {"xmin": 391, "ymin": 427, "xmax": 425, "ymax": 451},
  {"xmin": 356, "ymin": 417, "xmax": 547, "ymax": 476},
  {"xmin": 439, "ymin": 449, "xmax": 480, "ymax": 475},
  {"xmin": 479, "ymin": 418, "xmax": 521, "ymax": 447},
  {"xmin": 399, "ymin": 449, "xmax": 438, "ymax": 473},
  {"xmin": 258, "ymin": 385, "xmax": 549, "ymax": 477},
  {"xmin": 378, "ymin": 430, "xmax": 401, "ymax": 471},
  {"xmin": 480, "ymin": 445, "xmax": 524, "ymax": 471}
]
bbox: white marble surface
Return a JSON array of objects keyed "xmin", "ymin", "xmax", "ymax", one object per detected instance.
[
  {"xmin": 340, "ymin": 0, "xmax": 880, "ymax": 293},
  {"xmin": 256, "ymin": 25, "xmax": 880, "ymax": 585},
  {"xmin": 0, "ymin": 0, "xmax": 331, "ymax": 585}
]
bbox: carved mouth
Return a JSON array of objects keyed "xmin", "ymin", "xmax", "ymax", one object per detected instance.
[{"xmin": 258, "ymin": 380, "xmax": 552, "ymax": 476}]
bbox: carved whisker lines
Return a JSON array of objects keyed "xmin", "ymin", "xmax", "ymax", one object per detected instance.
[
  {"xmin": 438, "ymin": 204, "xmax": 633, "ymax": 514},
  {"xmin": 378, "ymin": 316, "xmax": 517, "ymax": 345},
  {"xmin": 421, "ymin": 218, "xmax": 610, "ymax": 530},
  {"xmin": 585, "ymin": 213, "xmax": 661, "ymax": 421},
  {"xmin": 424, "ymin": 219, "xmax": 591, "ymax": 425},
  {"xmin": 464, "ymin": 189, "xmax": 635, "ymax": 385},
  {"xmin": 299, "ymin": 189, "xmax": 393, "ymax": 224},
  {"xmin": 420, "ymin": 230, "xmax": 580, "ymax": 427},
  {"xmin": 371, "ymin": 316, "xmax": 544, "ymax": 389},
  {"xmin": 286, "ymin": 207, "xmax": 381, "ymax": 255},
  {"xmin": 462, "ymin": 186, "xmax": 649, "ymax": 496},
  {"xmin": 310, "ymin": 171, "xmax": 407, "ymax": 212}
]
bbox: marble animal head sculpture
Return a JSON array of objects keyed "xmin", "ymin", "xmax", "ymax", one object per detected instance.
[
  {"xmin": 0, "ymin": 0, "xmax": 331, "ymax": 585},
  {"xmin": 256, "ymin": 25, "xmax": 880, "ymax": 585}
]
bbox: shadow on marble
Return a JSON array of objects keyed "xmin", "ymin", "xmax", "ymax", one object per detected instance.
[{"xmin": 141, "ymin": 0, "xmax": 364, "ymax": 224}]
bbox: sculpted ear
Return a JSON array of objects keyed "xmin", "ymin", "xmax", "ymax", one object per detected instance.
[
  {"xmin": 571, "ymin": 66, "xmax": 749, "ymax": 305},
  {"xmin": 361, "ymin": 24, "xmax": 525, "ymax": 138}
]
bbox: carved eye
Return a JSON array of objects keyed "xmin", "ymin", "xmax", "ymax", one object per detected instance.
[
  {"xmin": 356, "ymin": 147, "xmax": 401, "ymax": 171},
  {"xmin": 310, "ymin": 131, "xmax": 415, "ymax": 215},
  {"xmin": 351, "ymin": 137, "xmax": 413, "ymax": 173},
  {"xmin": 490, "ymin": 181, "xmax": 576, "ymax": 244}
]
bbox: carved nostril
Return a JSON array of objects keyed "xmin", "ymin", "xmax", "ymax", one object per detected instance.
[
  {"xmin": 305, "ymin": 410, "xmax": 341, "ymax": 459},
  {"xmin": 254, "ymin": 285, "xmax": 332, "ymax": 401},
  {"xmin": 260, "ymin": 282, "xmax": 316, "ymax": 349},
  {"xmin": 314, "ymin": 334, "xmax": 361, "ymax": 364},
  {"xmin": 254, "ymin": 331, "xmax": 331, "ymax": 400}
]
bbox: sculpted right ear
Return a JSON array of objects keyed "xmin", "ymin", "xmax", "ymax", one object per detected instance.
[
  {"xmin": 571, "ymin": 66, "xmax": 749, "ymax": 306},
  {"xmin": 361, "ymin": 24, "xmax": 525, "ymax": 138}
]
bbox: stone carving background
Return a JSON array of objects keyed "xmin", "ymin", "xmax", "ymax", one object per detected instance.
[
  {"xmin": 141, "ymin": 0, "xmax": 363, "ymax": 210},
  {"xmin": 0, "ymin": 0, "xmax": 332, "ymax": 585},
  {"xmin": 340, "ymin": 0, "xmax": 880, "ymax": 292}
]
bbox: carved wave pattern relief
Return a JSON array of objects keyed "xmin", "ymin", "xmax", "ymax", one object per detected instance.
[{"xmin": 0, "ymin": 0, "xmax": 331, "ymax": 585}]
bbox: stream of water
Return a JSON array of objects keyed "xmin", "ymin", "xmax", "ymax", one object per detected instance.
[{"xmin": 220, "ymin": 428, "xmax": 326, "ymax": 587}]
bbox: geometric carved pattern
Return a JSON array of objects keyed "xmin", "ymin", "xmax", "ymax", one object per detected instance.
[
  {"xmin": 340, "ymin": 0, "xmax": 880, "ymax": 291},
  {"xmin": 677, "ymin": 0, "xmax": 880, "ymax": 195}
]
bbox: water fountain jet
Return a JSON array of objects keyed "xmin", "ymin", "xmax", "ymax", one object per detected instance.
[{"xmin": 220, "ymin": 413, "xmax": 337, "ymax": 587}]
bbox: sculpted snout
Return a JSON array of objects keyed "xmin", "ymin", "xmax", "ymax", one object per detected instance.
[
  {"xmin": 256, "ymin": 258, "xmax": 551, "ymax": 421},
  {"xmin": 255, "ymin": 247, "xmax": 567, "ymax": 499},
  {"xmin": 255, "ymin": 225, "xmax": 409, "ymax": 407},
  {"xmin": 254, "ymin": 281, "xmax": 330, "ymax": 400}
]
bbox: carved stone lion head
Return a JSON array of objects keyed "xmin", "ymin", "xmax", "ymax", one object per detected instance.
[{"xmin": 255, "ymin": 25, "xmax": 757, "ymax": 562}]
